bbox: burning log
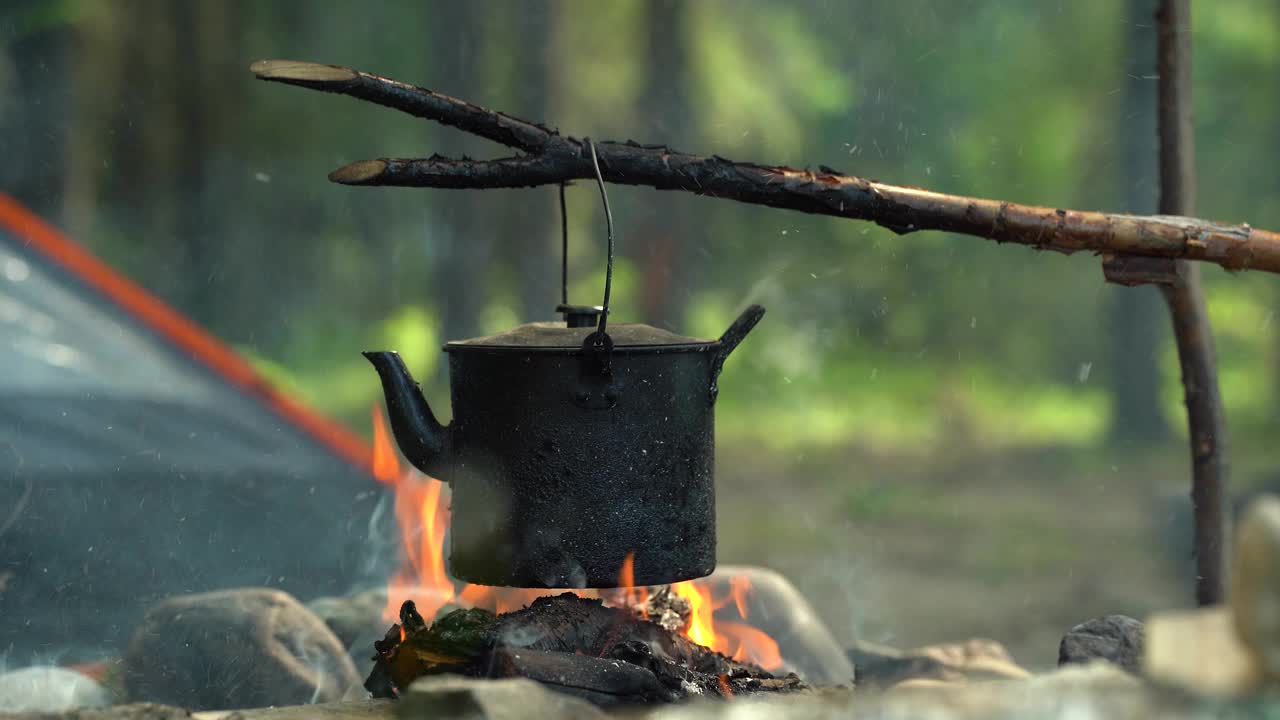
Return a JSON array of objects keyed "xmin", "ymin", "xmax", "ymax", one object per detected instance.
[{"xmin": 365, "ymin": 594, "xmax": 803, "ymax": 705}]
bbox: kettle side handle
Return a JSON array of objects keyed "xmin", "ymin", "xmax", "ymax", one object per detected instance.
[{"xmin": 708, "ymin": 304, "xmax": 766, "ymax": 403}]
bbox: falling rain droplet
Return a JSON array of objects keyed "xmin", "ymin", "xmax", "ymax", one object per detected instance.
[{"xmin": 1077, "ymin": 362, "xmax": 1093, "ymax": 383}]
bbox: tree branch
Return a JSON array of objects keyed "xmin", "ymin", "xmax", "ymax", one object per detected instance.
[
  {"xmin": 249, "ymin": 60, "xmax": 567, "ymax": 155},
  {"xmin": 1154, "ymin": 0, "xmax": 1228, "ymax": 606},
  {"xmin": 252, "ymin": 59, "xmax": 1280, "ymax": 275}
]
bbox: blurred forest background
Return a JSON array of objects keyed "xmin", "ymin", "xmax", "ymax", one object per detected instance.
[{"xmin": 2, "ymin": 0, "xmax": 1278, "ymax": 667}]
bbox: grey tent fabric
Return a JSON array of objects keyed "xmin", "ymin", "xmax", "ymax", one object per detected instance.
[{"xmin": 0, "ymin": 228, "xmax": 391, "ymax": 663}]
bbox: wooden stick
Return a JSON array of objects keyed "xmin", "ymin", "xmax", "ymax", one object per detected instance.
[
  {"xmin": 1154, "ymin": 0, "xmax": 1228, "ymax": 606},
  {"xmin": 250, "ymin": 60, "xmax": 565, "ymax": 155},
  {"xmin": 253, "ymin": 59, "xmax": 1280, "ymax": 275}
]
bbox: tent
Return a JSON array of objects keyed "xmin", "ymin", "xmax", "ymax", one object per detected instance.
[{"xmin": 0, "ymin": 194, "xmax": 388, "ymax": 663}]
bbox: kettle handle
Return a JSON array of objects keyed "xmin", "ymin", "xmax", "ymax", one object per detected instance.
[{"xmin": 709, "ymin": 304, "xmax": 766, "ymax": 402}]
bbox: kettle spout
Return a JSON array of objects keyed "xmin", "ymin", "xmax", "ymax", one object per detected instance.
[{"xmin": 363, "ymin": 351, "xmax": 450, "ymax": 478}]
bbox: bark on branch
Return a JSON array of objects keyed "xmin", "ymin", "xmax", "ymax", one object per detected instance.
[
  {"xmin": 1154, "ymin": 0, "xmax": 1228, "ymax": 606},
  {"xmin": 250, "ymin": 59, "xmax": 1280, "ymax": 275}
]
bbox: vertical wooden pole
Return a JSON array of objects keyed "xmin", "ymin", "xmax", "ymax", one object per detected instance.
[{"xmin": 1155, "ymin": 0, "xmax": 1229, "ymax": 606}]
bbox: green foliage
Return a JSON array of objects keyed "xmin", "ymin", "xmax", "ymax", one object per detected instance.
[
  {"xmin": 241, "ymin": 304, "xmax": 441, "ymax": 429},
  {"xmin": 15, "ymin": 0, "xmax": 1280, "ymax": 459}
]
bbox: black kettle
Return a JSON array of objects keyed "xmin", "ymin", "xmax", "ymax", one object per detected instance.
[
  {"xmin": 366, "ymin": 142, "xmax": 765, "ymax": 588},
  {"xmin": 365, "ymin": 301, "xmax": 763, "ymax": 588}
]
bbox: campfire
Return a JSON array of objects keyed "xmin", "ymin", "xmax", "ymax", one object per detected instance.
[{"xmin": 366, "ymin": 407, "xmax": 797, "ymax": 702}]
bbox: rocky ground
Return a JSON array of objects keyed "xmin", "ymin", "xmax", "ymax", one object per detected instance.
[{"xmin": 8, "ymin": 442, "xmax": 1280, "ymax": 717}]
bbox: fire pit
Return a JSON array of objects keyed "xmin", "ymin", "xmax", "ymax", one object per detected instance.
[
  {"xmin": 349, "ymin": 132, "xmax": 788, "ymax": 704},
  {"xmin": 359, "ymin": 405, "xmax": 804, "ymax": 706},
  {"xmin": 363, "ymin": 593, "xmax": 802, "ymax": 704}
]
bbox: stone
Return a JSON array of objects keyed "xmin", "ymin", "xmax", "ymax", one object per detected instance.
[
  {"xmin": 1148, "ymin": 496, "xmax": 1280, "ymax": 695},
  {"xmin": 193, "ymin": 699, "xmax": 395, "ymax": 720},
  {"xmin": 1058, "ymin": 615, "xmax": 1144, "ymax": 673},
  {"xmin": 1232, "ymin": 495, "xmax": 1280, "ymax": 679},
  {"xmin": 910, "ymin": 638, "xmax": 1031, "ymax": 682},
  {"xmin": 851, "ymin": 637, "xmax": 1029, "ymax": 689},
  {"xmin": 396, "ymin": 675, "xmax": 607, "ymax": 720},
  {"xmin": 1145, "ymin": 605, "xmax": 1257, "ymax": 695},
  {"xmin": 123, "ymin": 588, "xmax": 361, "ymax": 710},
  {"xmin": 0, "ymin": 666, "xmax": 111, "ymax": 712},
  {"xmin": 850, "ymin": 640, "xmax": 956, "ymax": 687},
  {"xmin": 873, "ymin": 664, "xmax": 1149, "ymax": 717},
  {"xmin": 703, "ymin": 565, "xmax": 853, "ymax": 685},
  {"xmin": 645, "ymin": 664, "xmax": 1196, "ymax": 720},
  {"xmin": 308, "ymin": 588, "xmax": 388, "ymax": 651},
  {"xmin": 5, "ymin": 703, "xmax": 191, "ymax": 720}
]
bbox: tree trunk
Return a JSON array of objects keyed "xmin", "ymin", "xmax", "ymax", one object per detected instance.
[
  {"xmin": 1106, "ymin": 0, "xmax": 1169, "ymax": 446},
  {"xmin": 635, "ymin": 0, "xmax": 691, "ymax": 330},
  {"xmin": 1, "ymin": 3, "xmax": 71, "ymax": 220},
  {"xmin": 429, "ymin": 1, "xmax": 490, "ymax": 357},
  {"xmin": 500, "ymin": 1, "xmax": 556, "ymax": 322}
]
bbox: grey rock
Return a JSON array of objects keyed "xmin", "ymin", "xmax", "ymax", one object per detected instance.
[
  {"xmin": 850, "ymin": 640, "xmax": 953, "ymax": 688},
  {"xmin": 704, "ymin": 565, "xmax": 853, "ymax": 685},
  {"xmin": 647, "ymin": 664, "xmax": 1213, "ymax": 720},
  {"xmin": 205, "ymin": 699, "xmax": 395, "ymax": 720},
  {"xmin": 1058, "ymin": 615, "xmax": 1144, "ymax": 673},
  {"xmin": 851, "ymin": 638, "xmax": 1029, "ymax": 689},
  {"xmin": 0, "ymin": 666, "xmax": 111, "ymax": 712},
  {"xmin": 3, "ymin": 702, "xmax": 190, "ymax": 720},
  {"xmin": 1232, "ymin": 495, "xmax": 1280, "ymax": 678},
  {"xmin": 396, "ymin": 675, "xmax": 606, "ymax": 720},
  {"xmin": 123, "ymin": 588, "xmax": 360, "ymax": 710},
  {"xmin": 307, "ymin": 588, "xmax": 387, "ymax": 651}
]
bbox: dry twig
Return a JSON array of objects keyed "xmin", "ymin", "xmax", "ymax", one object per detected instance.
[{"xmin": 252, "ymin": 59, "xmax": 1280, "ymax": 275}]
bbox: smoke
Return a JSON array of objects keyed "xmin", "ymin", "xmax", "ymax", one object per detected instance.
[{"xmin": 357, "ymin": 487, "xmax": 399, "ymax": 590}]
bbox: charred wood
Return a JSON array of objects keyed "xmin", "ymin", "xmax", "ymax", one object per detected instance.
[
  {"xmin": 252, "ymin": 59, "xmax": 1280, "ymax": 276},
  {"xmin": 364, "ymin": 594, "xmax": 802, "ymax": 704}
]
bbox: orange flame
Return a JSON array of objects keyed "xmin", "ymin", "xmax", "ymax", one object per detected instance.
[
  {"xmin": 369, "ymin": 404, "xmax": 784, "ymax": 672},
  {"xmin": 618, "ymin": 552, "xmax": 649, "ymax": 619},
  {"xmin": 371, "ymin": 405, "xmax": 400, "ymax": 485},
  {"xmin": 672, "ymin": 578, "xmax": 783, "ymax": 670},
  {"xmin": 372, "ymin": 407, "xmax": 454, "ymax": 621}
]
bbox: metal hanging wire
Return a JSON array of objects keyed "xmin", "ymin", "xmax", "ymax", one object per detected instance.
[
  {"xmin": 586, "ymin": 139, "xmax": 614, "ymax": 339},
  {"xmin": 559, "ymin": 182, "xmax": 569, "ymax": 307},
  {"xmin": 556, "ymin": 139, "xmax": 616, "ymax": 346}
]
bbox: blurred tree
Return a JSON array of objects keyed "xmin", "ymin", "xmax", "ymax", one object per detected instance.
[
  {"xmin": 493, "ymin": 1, "xmax": 557, "ymax": 322},
  {"xmin": 429, "ymin": 2, "xmax": 489, "ymax": 352},
  {"xmin": 0, "ymin": 1, "xmax": 74, "ymax": 219},
  {"xmin": 635, "ymin": 0, "xmax": 691, "ymax": 329},
  {"xmin": 64, "ymin": 0, "xmax": 245, "ymax": 333},
  {"xmin": 3, "ymin": 0, "xmax": 1276, "ymax": 449},
  {"xmin": 1107, "ymin": 0, "xmax": 1171, "ymax": 445}
]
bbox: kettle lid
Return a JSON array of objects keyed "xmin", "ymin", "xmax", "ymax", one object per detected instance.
[
  {"xmin": 444, "ymin": 304, "xmax": 711, "ymax": 352},
  {"xmin": 445, "ymin": 321, "xmax": 711, "ymax": 351}
]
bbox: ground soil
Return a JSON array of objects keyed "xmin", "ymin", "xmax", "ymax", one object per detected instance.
[{"xmin": 714, "ymin": 439, "xmax": 1278, "ymax": 670}]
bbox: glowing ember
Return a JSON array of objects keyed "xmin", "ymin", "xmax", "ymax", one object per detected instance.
[
  {"xmin": 717, "ymin": 673, "xmax": 734, "ymax": 697},
  {"xmin": 369, "ymin": 405, "xmax": 784, "ymax": 671}
]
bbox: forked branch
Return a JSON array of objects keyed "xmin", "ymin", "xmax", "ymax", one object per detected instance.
[{"xmin": 251, "ymin": 59, "xmax": 1280, "ymax": 275}]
